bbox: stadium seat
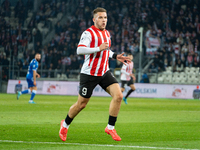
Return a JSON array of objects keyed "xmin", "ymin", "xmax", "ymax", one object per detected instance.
[
  {"xmin": 10, "ymin": 6, "xmax": 14, "ymax": 11},
  {"xmin": 57, "ymin": 2, "xmax": 61, "ymax": 8},
  {"xmin": 179, "ymin": 73, "xmax": 187, "ymax": 79},
  {"xmin": 158, "ymin": 73, "xmax": 164, "ymax": 77},
  {"xmin": 4, "ymin": 17, "xmax": 9, "ymax": 22},
  {"xmin": 180, "ymin": 77, "xmax": 187, "ymax": 83},
  {"xmin": 185, "ymin": 67, "xmax": 189, "ymax": 71},
  {"xmin": 172, "ymin": 72, "xmax": 182, "ymax": 83},
  {"xmin": 48, "ymin": 18, "xmax": 58, "ymax": 26},
  {"xmin": 157, "ymin": 76, "xmax": 164, "ymax": 83},
  {"xmin": 0, "ymin": 47, "xmax": 4, "ymax": 52},
  {"xmin": 114, "ymin": 70, "xmax": 121, "ymax": 76},
  {"xmin": 186, "ymin": 73, "xmax": 199, "ymax": 84},
  {"xmin": 185, "ymin": 69, "xmax": 191, "ymax": 74},
  {"xmin": 172, "ymin": 72, "xmax": 180, "ymax": 78},
  {"xmin": 166, "ymin": 66, "xmax": 172, "ymax": 72},
  {"xmin": 173, "ymin": 78, "xmax": 181, "ymax": 84},
  {"xmin": 28, "ymin": 12, "xmax": 33, "ymax": 18},
  {"xmin": 166, "ymin": 69, "xmax": 172, "ymax": 73},
  {"xmin": 24, "ymin": 17, "xmax": 32, "ymax": 27},
  {"xmin": 57, "ymin": 13, "xmax": 63, "ymax": 21},
  {"xmin": 18, "ymin": 52, "xmax": 23, "ymax": 59},
  {"xmin": 37, "ymin": 22, "xmax": 44, "ymax": 29},
  {"xmin": 57, "ymin": 74, "xmax": 61, "ymax": 78},
  {"xmin": 149, "ymin": 73, "xmax": 157, "ymax": 83},
  {"xmin": 28, "ymin": 43, "xmax": 33, "ymax": 50},
  {"xmin": 163, "ymin": 75, "xmax": 172, "ymax": 84},
  {"xmin": 180, "ymin": 72, "xmax": 185, "ymax": 75},
  {"xmin": 60, "ymin": 74, "xmax": 67, "ymax": 80},
  {"xmin": 196, "ymin": 67, "xmax": 200, "ymax": 72},
  {"xmin": 166, "ymin": 73, "xmax": 172, "ymax": 78}
]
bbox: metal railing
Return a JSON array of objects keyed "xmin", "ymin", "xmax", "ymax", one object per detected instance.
[{"xmin": 0, "ymin": 65, "xmax": 80, "ymax": 80}]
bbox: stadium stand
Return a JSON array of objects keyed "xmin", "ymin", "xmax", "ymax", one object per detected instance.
[{"xmin": 0, "ymin": 0, "xmax": 200, "ymax": 85}]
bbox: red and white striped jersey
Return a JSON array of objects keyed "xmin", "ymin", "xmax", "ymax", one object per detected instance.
[
  {"xmin": 77, "ymin": 25, "xmax": 114, "ymax": 76},
  {"xmin": 120, "ymin": 61, "xmax": 134, "ymax": 81}
]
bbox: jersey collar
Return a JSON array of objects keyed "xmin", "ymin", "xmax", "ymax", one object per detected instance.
[{"xmin": 91, "ymin": 25, "xmax": 106, "ymax": 32}]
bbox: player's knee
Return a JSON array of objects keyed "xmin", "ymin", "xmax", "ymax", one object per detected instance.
[
  {"xmin": 114, "ymin": 93, "xmax": 123, "ymax": 102},
  {"xmin": 28, "ymin": 89, "xmax": 31, "ymax": 93},
  {"xmin": 132, "ymin": 87, "xmax": 136, "ymax": 91}
]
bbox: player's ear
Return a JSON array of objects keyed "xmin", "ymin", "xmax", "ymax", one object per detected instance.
[{"xmin": 93, "ymin": 17, "xmax": 95, "ymax": 23}]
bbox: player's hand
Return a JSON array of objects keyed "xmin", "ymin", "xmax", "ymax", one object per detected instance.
[
  {"xmin": 130, "ymin": 74, "xmax": 136, "ymax": 81},
  {"xmin": 99, "ymin": 42, "xmax": 109, "ymax": 51},
  {"xmin": 117, "ymin": 53, "xmax": 131, "ymax": 65},
  {"xmin": 37, "ymin": 74, "xmax": 40, "ymax": 78},
  {"xmin": 33, "ymin": 81, "xmax": 36, "ymax": 86}
]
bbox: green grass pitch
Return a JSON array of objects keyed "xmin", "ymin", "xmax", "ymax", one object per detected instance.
[{"xmin": 0, "ymin": 93, "xmax": 200, "ymax": 150}]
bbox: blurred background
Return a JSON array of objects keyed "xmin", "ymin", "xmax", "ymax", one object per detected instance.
[{"xmin": 0, "ymin": 0, "xmax": 200, "ymax": 93}]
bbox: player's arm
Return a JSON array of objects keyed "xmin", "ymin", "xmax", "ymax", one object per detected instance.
[
  {"xmin": 33, "ymin": 70, "xmax": 37, "ymax": 86},
  {"xmin": 36, "ymin": 72, "xmax": 40, "ymax": 78},
  {"xmin": 130, "ymin": 73, "xmax": 136, "ymax": 80},
  {"xmin": 109, "ymin": 51, "xmax": 131, "ymax": 64},
  {"xmin": 130, "ymin": 67, "xmax": 136, "ymax": 80},
  {"xmin": 77, "ymin": 31, "xmax": 109, "ymax": 55},
  {"xmin": 121, "ymin": 68, "xmax": 136, "ymax": 80},
  {"xmin": 121, "ymin": 65, "xmax": 136, "ymax": 80},
  {"xmin": 32, "ymin": 63, "xmax": 39, "ymax": 85},
  {"xmin": 77, "ymin": 43, "xmax": 108, "ymax": 55}
]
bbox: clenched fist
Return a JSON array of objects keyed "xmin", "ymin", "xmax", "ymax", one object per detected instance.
[{"xmin": 99, "ymin": 42, "xmax": 109, "ymax": 51}]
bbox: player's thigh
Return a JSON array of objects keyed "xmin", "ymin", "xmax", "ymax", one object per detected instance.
[
  {"xmin": 99, "ymin": 71, "xmax": 118, "ymax": 92},
  {"xmin": 106, "ymin": 83, "xmax": 123, "ymax": 100},
  {"xmin": 27, "ymin": 78, "xmax": 35, "ymax": 89},
  {"xmin": 32, "ymin": 86, "xmax": 37, "ymax": 90},
  {"xmin": 121, "ymin": 87, "xmax": 125, "ymax": 92},
  {"xmin": 79, "ymin": 73, "xmax": 99, "ymax": 98},
  {"xmin": 129, "ymin": 84, "xmax": 136, "ymax": 90}
]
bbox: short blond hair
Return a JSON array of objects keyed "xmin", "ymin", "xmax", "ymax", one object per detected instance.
[{"xmin": 93, "ymin": 7, "xmax": 107, "ymax": 17}]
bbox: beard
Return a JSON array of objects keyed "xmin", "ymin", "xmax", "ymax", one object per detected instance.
[
  {"xmin": 36, "ymin": 58, "xmax": 40, "ymax": 62},
  {"xmin": 96, "ymin": 22, "xmax": 106, "ymax": 31}
]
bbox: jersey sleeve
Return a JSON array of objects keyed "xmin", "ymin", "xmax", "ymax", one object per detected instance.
[
  {"xmin": 109, "ymin": 50, "xmax": 114, "ymax": 58},
  {"xmin": 32, "ymin": 61, "xmax": 38, "ymax": 71},
  {"xmin": 78, "ymin": 31, "xmax": 91, "ymax": 47},
  {"xmin": 77, "ymin": 31, "xmax": 100, "ymax": 55}
]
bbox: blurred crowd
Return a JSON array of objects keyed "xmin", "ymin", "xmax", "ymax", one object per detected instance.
[
  {"xmin": 0, "ymin": 0, "xmax": 200, "ymax": 80},
  {"xmin": 0, "ymin": 0, "xmax": 34, "ymax": 80},
  {"xmin": 0, "ymin": 0, "xmax": 66, "ymax": 80},
  {"xmin": 148, "ymin": 0, "xmax": 200, "ymax": 73}
]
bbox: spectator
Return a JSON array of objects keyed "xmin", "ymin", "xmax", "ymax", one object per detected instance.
[
  {"xmin": 187, "ymin": 52, "xmax": 193, "ymax": 67},
  {"xmin": 181, "ymin": 56, "xmax": 186, "ymax": 68},
  {"xmin": 140, "ymin": 73, "xmax": 149, "ymax": 83},
  {"xmin": 1, "ymin": 0, "xmax": 11, "ymax": 17},
  {"xmin": 193, "ymin": 53, "xmax": 200, "ymax": 65},
  {"xmin": 26, "ymin": 0, "xmax": 33, "ymax": 11},
  {"xmin": 176, "ymin": 59, "xmax": 184, "ymax": 72},
  {"xmin": 2, "ymin": 0, "xmax": 200, "ymax": 81},
  {"xmin": 55, "ymin": 22, "xmax": 62, "ymax": 34},
  {"xmin": 15, "ymin": 0, "xmax": 24, "ymax": 18},
  {"xmin": 181, "ymin": 43, "xmax": 188, "ymax": 56},
  {"xmin": 109, "ymin": 58, "xmax": 117, "ymax": 73},
  {"xmin": 48, "ymin": 63, "xmax": 55, "ymax": 78},
  {"xmin": 148, "ymin": 62, "xmax": 158, "ymax": 73},
  {"xmin": 22, "ymin": 60, "xmax": 29, "ymax": 70},
  {"xmin": 193, "ymin": 61, "xmax": 199, "ymax": 68}
]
